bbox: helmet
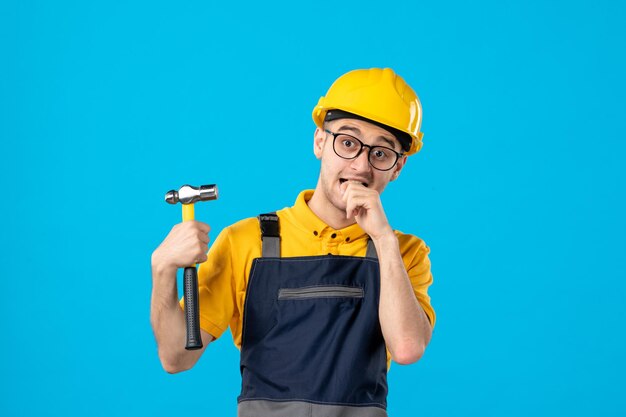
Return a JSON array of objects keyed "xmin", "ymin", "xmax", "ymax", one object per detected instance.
[{"xmin": 312, "ymin": 68, "xmax": 424, "ymax": 155}]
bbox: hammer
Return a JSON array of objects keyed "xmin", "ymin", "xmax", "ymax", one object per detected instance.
[{"xmin": 165, "ymin": 184, "xmax": 219, "ymax": 350}]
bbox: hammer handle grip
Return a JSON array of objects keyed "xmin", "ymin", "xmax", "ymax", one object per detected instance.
[
  {"xmin": 182, "ymin": 204, "xmax": 195, "ymax": 222},
  {"xmin": 183, "ymin": 266, "xmax": 203, "ymax": 350}
]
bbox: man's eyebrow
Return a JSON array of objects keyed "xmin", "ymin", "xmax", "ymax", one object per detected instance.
[
  {"xmin": 337, "ymin": 125, "xmax": 362, "ymax": 135},
  {"xmin": 377, "ymin": 136, "xmax": 398, "ymax": 149}
]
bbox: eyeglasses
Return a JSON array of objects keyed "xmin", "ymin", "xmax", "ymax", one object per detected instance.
[{"xmin": 325, "ymin": 129, "xmax": 404, "ymax": 171}]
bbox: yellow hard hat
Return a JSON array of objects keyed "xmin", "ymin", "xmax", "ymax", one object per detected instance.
[{"xmin": 312, "ymin": 68, "xmax": 424, "ymax": 155}]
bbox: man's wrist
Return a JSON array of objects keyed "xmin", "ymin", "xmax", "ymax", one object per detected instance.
[
  {"xmin": 371, "ymin": 229, "xmax": 397, "ymax": 247},
  {"xmin": 151, "ymin": 251, "xmax": 178, "ymax": 280}
]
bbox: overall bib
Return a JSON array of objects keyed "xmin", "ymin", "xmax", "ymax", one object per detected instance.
[{"xmin": 237, "ymin": 214, "xmax": 388, "ymax": 417}]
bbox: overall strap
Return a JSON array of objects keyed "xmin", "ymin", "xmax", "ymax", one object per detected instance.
[
  {"xmin": 258, "ymin": 213, "xmax": 280, "ymax": 258},
  {"xmin": 365, "ymin": 239, "xmax": 378, "ymax": 260}
]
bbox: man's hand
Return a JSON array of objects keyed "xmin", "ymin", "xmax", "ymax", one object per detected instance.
[
  {"xmin": 150, "ymin": 220, "xmax": 213, "ymax": 374},
  {"xmin": 341, "ymin": 181, "xmax": 432, "ymax": 364},
  {"xmin": 341, "ymin": 181, "xmax": 394, "ymax": 241},
  {"xmin": 151, "ymin": 221, "xmax": 211, "ymax": 274}
]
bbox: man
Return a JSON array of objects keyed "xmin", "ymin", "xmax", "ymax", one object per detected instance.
[{"xmin": 151, "ymin": 68, "xmax": 435, "ymax": 417}]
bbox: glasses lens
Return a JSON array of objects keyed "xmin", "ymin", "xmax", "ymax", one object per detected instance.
[
  {"xmin": 369, "ymin": 146, "xmax": 397, "ymax": 170},
  {"xmin": 334, "ymin": 134, "xmax": 361, "ymax": 159}
]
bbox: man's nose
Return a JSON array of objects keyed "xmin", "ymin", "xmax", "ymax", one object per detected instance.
[{"xmin": 350, "ymin": 147, "xmax": 372, "ymax": 172}]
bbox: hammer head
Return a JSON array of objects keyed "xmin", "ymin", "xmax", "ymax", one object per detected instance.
[{"xmin": 165, "ymin": 184, "xmax": 219, "ymax": 205}]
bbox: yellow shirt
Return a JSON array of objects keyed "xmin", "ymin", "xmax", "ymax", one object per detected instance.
[{"xmin": 181, "ymin": 190, "xmax": 436, "ymax": 359}]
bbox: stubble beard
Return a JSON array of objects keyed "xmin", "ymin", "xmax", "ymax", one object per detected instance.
[{"xmin": 320, "ymin": 170, "xmax": 347, "ymax": 216}]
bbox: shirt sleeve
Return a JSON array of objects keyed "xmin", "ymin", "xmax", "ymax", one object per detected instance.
[
  {"xmin": 179, "ymin": 227, "xmax": 235, "ymax": 340},
  {"xmin": 400, "ymin": 234, "xmax": 436, "ymax": 328}
]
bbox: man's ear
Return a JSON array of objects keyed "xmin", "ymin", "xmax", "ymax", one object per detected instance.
[
  {"xmin": 313, "ymin": 127, "xmax": 326, "ymax": 160},
  {"xmin": 390, "ymin": 155, "xmax": 408, "ymax": 181}
]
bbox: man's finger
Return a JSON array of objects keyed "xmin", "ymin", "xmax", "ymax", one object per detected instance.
[
  {"xmin": 196, "ymin": 221, "xmax": 211, "ymax": 233},
  {"xmin": 346, "ymin": 199, "xmax": 363, "ymax": 219},
  {"xmin": 197, "ymin": 232, "xmax": 210, "ymax": 244},
  {"xmin": 345, "ymin": 200, "xmax": 356, "ymax": 219}
]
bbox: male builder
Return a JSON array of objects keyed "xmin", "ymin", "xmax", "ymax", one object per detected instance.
[{"xmin": 151, "ymin": 68, "xmax": 435, "ymax": 417}]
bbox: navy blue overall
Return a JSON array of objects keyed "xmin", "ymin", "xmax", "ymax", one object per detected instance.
[{"xmin": 237, "ymin": 213, "xmax": 388, "ymax": 417}]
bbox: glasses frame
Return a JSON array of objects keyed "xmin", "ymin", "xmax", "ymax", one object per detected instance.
[{"xmin": 324, "ymin": 129, "xmax": 404, "ymax": 172}]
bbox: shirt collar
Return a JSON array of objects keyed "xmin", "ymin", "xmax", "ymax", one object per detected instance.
[{"xmin": 282, "ymin": 190, "xmax": 368, "ymax": 241}]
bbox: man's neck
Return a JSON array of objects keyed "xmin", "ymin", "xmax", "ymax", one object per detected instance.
[{"xmin": 307, "ymin": 184, "xmax": 356, "ymax": 230}]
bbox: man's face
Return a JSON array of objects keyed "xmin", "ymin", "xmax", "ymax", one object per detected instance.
[{"xmin": 313, "ymin": 117, "xmax": 407, "ymax": 213}]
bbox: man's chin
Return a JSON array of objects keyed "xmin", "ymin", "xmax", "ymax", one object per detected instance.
[{"xmin": 326, "ymin": 190, "xmax": 347, "ymax": 213}]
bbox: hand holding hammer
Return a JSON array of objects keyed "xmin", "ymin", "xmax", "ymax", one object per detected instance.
[{"xmin": 162, "ymin": 184, "xmax": 218, "ymax": 350}]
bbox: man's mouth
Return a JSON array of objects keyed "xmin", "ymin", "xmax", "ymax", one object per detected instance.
[{"xmin": 340, "ymin": 178, "xmax": 369, "ymax": 188}]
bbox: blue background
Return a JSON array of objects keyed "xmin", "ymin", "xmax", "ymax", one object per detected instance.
[{"xmin": 1, "ymin": 1, "xmax": 625, "ymax": 416}]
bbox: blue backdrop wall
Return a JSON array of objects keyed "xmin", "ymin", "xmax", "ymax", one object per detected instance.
[{"xmin": 1, "ymin": 1, "xmax": 625, "ymax": 416}]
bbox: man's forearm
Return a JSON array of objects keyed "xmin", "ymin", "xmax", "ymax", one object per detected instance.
[
  {"xmin": 150, "ymin": 261, "xmax": 209, "ymax": 373},
  {"xmin": 374, "ymin": 233, "xmax": 432, "ymax": 365}
]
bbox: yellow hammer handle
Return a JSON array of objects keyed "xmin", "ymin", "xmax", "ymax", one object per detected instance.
[
  {"xmin": 182, "ymin": 204, "xmax": 196, "ymax": 266},
  {"xmin": 182, "ymin": 203, "xmax": 195, "ymax": 222}
]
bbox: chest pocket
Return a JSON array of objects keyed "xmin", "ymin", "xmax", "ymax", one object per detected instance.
[{"xmin": 278, "ymin": 285, "xmax": 364, "ymax": 300}]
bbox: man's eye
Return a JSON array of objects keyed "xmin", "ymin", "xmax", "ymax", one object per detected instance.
[
  {"xmin": 373, "ymin": 149, "xmax": 388, "ymax": 160},
  {"xmin": 342, "ymin": 139, "xmax": 355, "ymax": 148}
]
